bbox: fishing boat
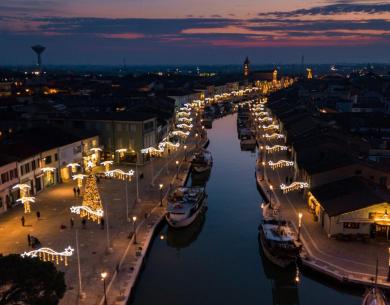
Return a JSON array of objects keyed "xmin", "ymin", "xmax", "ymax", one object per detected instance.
[
  {"xmin": 361, "ymin": 260, "xmax": 387, "ymax": 305},
  {"xmin": 258, "ymin": 219, "xmax": 301, "ymax": 268},
  {"xmin": 166, "ymin": 187, "xmax": 207, "ymax": 228},
  {"xmin": 192, "ymin": 150, "xmax": 213, "ymax": 173}
]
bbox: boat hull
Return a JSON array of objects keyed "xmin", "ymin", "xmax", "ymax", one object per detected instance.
[
  {"xmin": 258, "ymin": 225, "xmax": 297, "ymax": 268},
  {"xmin": 166, "ymin": 198, "xmax": 207, "ymax": 228}
]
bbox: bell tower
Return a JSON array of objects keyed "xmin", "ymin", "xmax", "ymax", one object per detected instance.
[{"xmin": 243, "ymin": 57, "xmax": 250, "ymax": 77}]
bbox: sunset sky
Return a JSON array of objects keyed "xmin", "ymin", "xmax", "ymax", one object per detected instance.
[{"xmin": 1, "ymin": 0, "xmax": 389, "ymax": 65}]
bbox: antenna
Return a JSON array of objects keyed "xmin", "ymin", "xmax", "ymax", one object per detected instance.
[{"xmin": 31, "ymin": 45, "xmax": 46, "ymax": 71}]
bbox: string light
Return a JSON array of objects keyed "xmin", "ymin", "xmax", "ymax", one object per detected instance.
[
  {"xmin": 70, "ymin": 205, "xmax": 104, "ymax": 217},
  {"xmin": 258, "ymin": 117, "xmax": 273, "ymax": 123},
  {"xmin": 21, "ymin": 246, "xmax": 75, "ymax": 266},
  {"xmin": 176, "ymin": 111, "xmax": 190, "ymax": 117},
  {"xmin": 263, "ymin": 133, "xmax": 285, "ymax": 140},
  {"xmin": 265, "ymin": 145, "xmax": 288, "ymax": 153},
  {"xmin": 105, "ymin": 169, "xmax": 134, "ymax": 180},
  {"xmin": 115, "ymin": 148, "xmax": 127, "ymax": 158},
  {"xmin": 75, "ymin": 175, "xmax": 103, "ymax": 223},
  {"xmin": 280, "ymin": 182, "xmax": 309, "ymax": 193},
  {"xmin": 67, "ymin": 163, "xmax": 80, "ymax": 173},
  {"xmin": 176, "ymin": 123, "xmax": 193, "ymax": 129},
  {"xmin": 262, "ymin": 124, "xmax": 279, "ymax": 131},
  {"xmin": 268, "ymin": 160, "xmax": 294, "ymax": 169},
  {"xmin": 171, "ymin": 130, "xmax": 190, "ymax": 138},
  {"xmin": 100, "ymin": 160, "xmax": 113, "ymax": 171},
  {"xmin": 16, "ymin": 197, "xmax": 35, "ymax": 213},
  {"xmin": 41, "ymin": 167, "xmax": 56, "ymax": 173},
  {"xmin": 177, "ymin": 117, "xmax": 193, "ymax": 123},
  {"xmin": 90, "ymin": 148, "xmax": 102, "ymax": 153}
]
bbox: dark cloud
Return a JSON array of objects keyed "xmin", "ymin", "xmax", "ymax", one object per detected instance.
[{"xmin": 258, "ymin": 3, "xmax": 390, "ymax": 17}]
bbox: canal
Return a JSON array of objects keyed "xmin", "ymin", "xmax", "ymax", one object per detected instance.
[{"xmin": 130, "ymin": 114, "xmax": 362, "ymax": 305}]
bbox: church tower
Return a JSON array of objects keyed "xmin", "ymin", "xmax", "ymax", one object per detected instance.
[{"xmin": 243, "ymin": 56, "xmax": 250, "ymax": 77}]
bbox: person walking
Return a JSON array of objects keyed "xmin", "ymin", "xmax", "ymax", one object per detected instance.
[
  {"xmin": 100, "ymin": 218, "xmax": 104, "ymax": 230},
  {"xmin": 21, "ymin": 216, "xmax": 25, "ymax": 227},
  {"xmin": 73, "ymin": 187, "xmax": 76, "ymax": 197},
  {"xmin": 76, "ymin": 187, "xmax": 81, "ymax": 197},
  {"xmin": 36, "ymin": 211, "xmax": 41, "ymax": 220},
  {"xmin": 70, "ymin": 218, "xmax": 74, "ymax": 228},
  {"xmin": 27, "ymin": 234, "xmax": 31, "ymax": 246},
  {"xmin": 81, "ymin": 218, "xmax": 86, "ymax": 229}
]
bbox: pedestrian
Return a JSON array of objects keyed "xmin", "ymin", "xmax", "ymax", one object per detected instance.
[
  {"xmin": 21, "ymin": 216, "xmax": 25, "ymax": 227},
  {"xmin": 77, "ymin": 187, "xmax": 80, "ymax": 197},
  {"xmin": 73, "ymin": 187, "xmax": 76, "ymax": 197},
  {"xmin": 140, "ymin": 172, "xmax": 144, "ymax": 179},
  {"xmin": 81, "ymin": 218, "xmax": 86, "ymax": 229},
  {"xmin": 36, "ymin": 211, "xmax": 41, "ymax": 220},
  {"xmin": 100, "ymin": 218, "xmax": 104, "ymax": 230},
  {"xmin": 27, "ymin": 234, "xmax": 31, "ymax": 246},
  {"xmin": 116, "ymin": 263, "xmax": 120, "ymax": 273},
  {"xmin": 289, "ymin": 177, "xmax": 293, "ymax": 184},
  {"xmin": 285, "ymin": 176, "xmax": 288, "ymax": 184},
  {"xmin": 96, "ymin": 176, "xmax": 100, "ymax": 183},
  {"xmin": 70, "ymin": 218, "xmax": 74, "ymax": 228}
]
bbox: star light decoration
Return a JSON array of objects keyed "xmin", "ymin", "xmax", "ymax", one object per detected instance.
[
  {"xmin": 16, "ymin": 197, "xmax": 35, "ymax": 213},
  {"xmin": 90, "ymin": 147, "xmax": 102, "ymax": 153},
  {"xmin": 268, "ymin": 160, "xmax": 294, "ymax": 170},
  {"xmin": 171, "ymin": 130, "xmax": 190, "ymax": 138},
  {"xmin": 105, "ymin": 169, "xmax": 134, "ymax": 181},
  {"xmin": 265, "ymin": 145, "xmax": 288, "ymax": 153},
  {"xmin": 12, "ymin": 184, "xmax": 31, "ymax": 197},
  {"xmin": 21, "ymin": 246, "xmax": 75, "ymax": 266},
  {"xmin": 280, "ymin": 182, "xmax": 309, "ymax": 193},
  {"xmin": 176, "ymin": 111, "xmax": 191, "ymax": 117},
  {"xmin": 86, "ymin": 160, "xmax": 95, "ymax": 170},
  {"xmin": 115, "ymin": 148, "xmax": 127, "ymax": 158},
  {"xmin": 263, "ymin": 133, "xmax": 285, "ymax": 140}
]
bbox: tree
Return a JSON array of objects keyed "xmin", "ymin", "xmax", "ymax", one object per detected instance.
[{"xmin": 0, "ymin": 254, "xmax": 66, "ymax": 305}]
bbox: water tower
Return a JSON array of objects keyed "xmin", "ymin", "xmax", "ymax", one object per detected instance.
[{"xmin": 31, "ymin": 45, "xmax": 46, "ymax": 71}]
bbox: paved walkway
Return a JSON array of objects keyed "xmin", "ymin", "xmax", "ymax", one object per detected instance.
[
  {"xmin": 254, "ymin": 119, "xmax": 390, "ymax": 288},
  {"xmin": 0, "ymin": 130, "xmax": 208, "ymax": 305}
]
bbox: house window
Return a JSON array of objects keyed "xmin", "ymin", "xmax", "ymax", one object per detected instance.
[
  {"xmin": 10, "ymin": 170, "xmax": 14, "ymax": 179},
  {"xmin": 13, "ymin": 169, "xmax": 18, "ymax": 178},
  {"xmin": 20, "ymin": 166, "xmax": 24, "ymax": 176},
  {"xmin": 45, "ymin": 156, "xmax": 52, "ymax": 165},
  {"xmin": 1, "ymin": 173, "xmax": 9, "ymax": 183},
  {"xmin": 31, "ymin": 160, "xmax": 36, "ymax": 170},
  {"xmin": 54, "ymin": 153, "xmax": 58, "ymax": 161},
  {"xmin": 343, "ymin": 222, "xmax": 360, "ymax": 229},
  {"xmin": 25, "ymin": 163, "xmax": 30, "ymax": 173}
]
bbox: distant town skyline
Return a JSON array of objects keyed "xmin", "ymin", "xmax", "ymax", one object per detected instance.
[{"xmin": 1, "ymin": 0, "xmax": 390, "ymax": 65}]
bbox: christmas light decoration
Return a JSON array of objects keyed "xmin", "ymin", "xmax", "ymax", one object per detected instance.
[
  {"xmin": 179, "ymin": 107, "xmax": 191, "ymax": 112},
  {"xmin": 263, "ymin": 133, "xmax": 285, "ymax": 140},
  {"xmin": 77, "ymin": 175, "xmax": 103, "ymax": 223},
  {"xmin": 258, "ymin": 117, "xmax": 273, "ymax": 123},
  {"xmin": 265, "ymin": 145, "xmax": 288, "ymax": 153},
  {"xmin": 176, "ymin": 123, "xmax": 193, "ymax": 130},
  {"xmin": 280, "ymin": 182, "xmax": 309, "ymax": 193},
  {"xmin": 41, "ymin": 167, "xmax": 55, "ymax": 173},
  {"xmin": 21, "ymin": 246, "xmax": 74, "ymax": 266},
  {"xmin": 16, "ymin": 197, "xmax": 35, "ymax": 213},
  {"xmin": 115, "ymin": 148, "xmax": 127, "ymax": 158},
  {"xmin": 159, "ymin": 140, "xmax": 180, "ymax": 149},
  {"xmin": 70, "ymin": 205, "xmax": 104, "ymax": 218},
  {"xmin": 86, "ymin": 160, "xmax": 95, "ymax": 169},
  {"xmin": 72, "ymin": 174, "xmax": 88, "ymax": 188},
  {"xmin": 90, "ymin": 147, "xmax": 102, "ymax": 153},
  {"xmin": 268, "ymin": 160, "xmax": 294, "ymax": 169},
  {"xmin": 256, "ymin": 111, "xmax": 269, "ymax": 117},
  {"xmin": 105, "ymin": 169, "xmax": 134, "ymax": 180},
  {"xmin": 100, "ymin": 160, "xmax": 113, "ymax": 171},
  {"xmin": 177, "ymin": 117, "xmax": 193, "ymax": 123},
  {"xmin": 171, "ymin": 130, "xmax": 190, "ymax": 138},
  {"xmin": 13, "ymin": 184, "xmax": 31, "ymax": 197},
  {"xmin": 141, "ymin": 146, "xmax": 164, "ymax": 156},
  {"xmin": 262, "ymin": 124, "xmax": 279, "ymax": 131},
  {"xmin": 177, "ymin": 111, "xmax": 190, "ymax": 117},
  {"xmin": 67, "ymin": 163, "xmax": 80, "ymax": 173}
]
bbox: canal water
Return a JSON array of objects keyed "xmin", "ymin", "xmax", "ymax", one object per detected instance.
[{"xmin": 130, "ymin": 114, "xmax": 362, "ymax": 305}]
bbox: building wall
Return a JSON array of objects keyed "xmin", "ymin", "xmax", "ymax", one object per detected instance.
[
  {"xmin": 41, "ymin": 148, "xmax": 59, "ymax": 187},
  {"xmin": 18, "ymin": 155, "xmax": 42, "ymax": 195},
  {"xmin": 58, "ymin": 141, "xmax": 83, "ymax": 181},
  {"xmin": 0, "ymin": 162, "xmax": 19, "ymax": 213}
]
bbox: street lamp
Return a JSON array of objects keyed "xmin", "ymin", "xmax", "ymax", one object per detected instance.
[
  {"xmin": 269, "ymin": 185, "xmax": 273, "ymax": 206},
  {"xmin": 184, "ymin": 145, "xmax": 187, "ymax": 161},
  {"xmin": 298, "ymin": 212, "xmax": 303, "ymax": 241},
  {"xmin": 195, "ymin": 133, "xmax": 199, "ymax": 149},
  {"xmin": 175, "ymin": 160, "xmax": 179, "ymax": 178},
  {"xmin": 159, "ymin": 184, "xmax": 164, "ymax": 207},
  {"xmin": 132, "ymin": 216, "xmax": 137, "ymax": 244},
  {"xmin": 101, "ymin": 272, "xmax": 108, "ymax": 305}
]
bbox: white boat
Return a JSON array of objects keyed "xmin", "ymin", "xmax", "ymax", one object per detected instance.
[
  {"xmin": 258, "ymin": 219, "xmax": 301, "ymax": 268},
  {"xmin": 166, "ymin": 187, "xmax": 207, "ymax": 228},
  {"xmin": 192, "ymin": 150, "xmax": 213, "ymax": 173},
  {"xmin": 362, "ymin": 288, "xmax": 387, "ymax": 305}
]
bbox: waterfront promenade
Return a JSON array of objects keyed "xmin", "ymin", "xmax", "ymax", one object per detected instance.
[
  {"xmin": 0, "ymin": 132, "xmax": 207, "ymax": 305},
  {"xmin": 255, "ymin": 123, "xmax": 390, "ymax": 289}
]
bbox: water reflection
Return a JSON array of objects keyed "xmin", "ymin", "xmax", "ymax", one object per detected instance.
[
  {"xmin": 259, "ymin": 239, "xmax": 300, "ymax": 305},
  {"xmin": 165, "ymin": 211, "xmax": 206, "ymax": 249}
]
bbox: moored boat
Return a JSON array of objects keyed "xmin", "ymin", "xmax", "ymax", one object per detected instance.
[
  {"xmin": 192, "ymin": 150, "xmax": 213, "ymax": 173},
  {"xmin": 166, "ymin": 187, "xmax": 207, "ymax": 228},
  {"xmin": 258, "ymin": 219, "xmax": 301, "ymax": 268}
]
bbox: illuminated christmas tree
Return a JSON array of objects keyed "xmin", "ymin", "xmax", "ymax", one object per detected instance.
[{"xmin": 80, "ymin": 175, "xmax": 103, "ymax": 223}]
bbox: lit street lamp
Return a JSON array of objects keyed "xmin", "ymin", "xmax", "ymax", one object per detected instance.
[
  {"xmin": 298, "ymin": 212, "xmax": 303, "ymax": 241},
  {"xmin": 184, "ymin": 145, "xmax": 187, "ymax": 161},
  {"xmin": 132, "ymin": 216, "xmax": 137, "ymax": 244},
  {"xmin": 175, "ymin": 160, "xmax": 179, "ymax": 178},
  {"xmin": 269, "ymin": 185, "xmax": 273, "ymax": 206},
  {"xmin": 101, "ymin": 272, "xmax": 108, "ymax": 305},
  {"xmin": 159, "ymin": 184, "xmax": 164, "ymax": 207},
  {"xmin": 195, "ymin": 133, "xmax": 199, "ymax": 149}
]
